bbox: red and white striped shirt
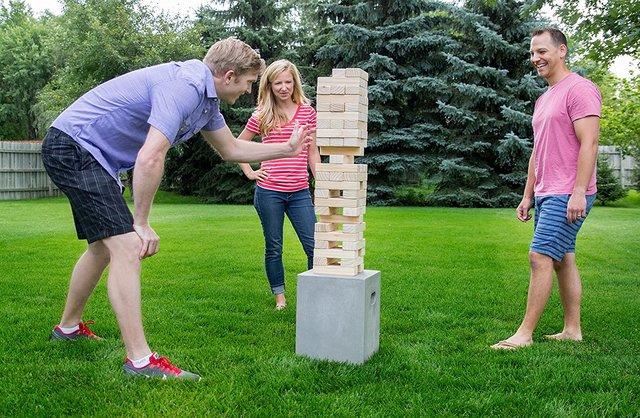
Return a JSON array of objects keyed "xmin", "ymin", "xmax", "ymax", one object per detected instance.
[{"xmin": 245, "ymin": 104, "xmax": 317, "ymax": 192}]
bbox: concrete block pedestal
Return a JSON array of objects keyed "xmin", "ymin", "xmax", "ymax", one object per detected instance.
[{"xmin": 295, "ymin": 269, "xmax": 380, "ymax": 364}]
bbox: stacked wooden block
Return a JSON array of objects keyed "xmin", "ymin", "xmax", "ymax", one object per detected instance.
[{"xmin": 313, "ymin": 68, "xmax": 369, "ymax": 276}]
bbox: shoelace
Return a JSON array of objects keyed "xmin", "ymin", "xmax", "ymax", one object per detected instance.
[
  {"xmin": 149, "ymin": 355, "xmax": 182, "ymax": 375},
  {"xmin": 78, "ymin": 320, "xmax": 97, "ymax": 337}
]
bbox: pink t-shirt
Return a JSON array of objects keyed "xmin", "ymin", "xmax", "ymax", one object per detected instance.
[
  {"xmin": 245, "ymin": 104, "xmax": 316, "ymax": 192},
  {"xmin": 532, "ymin": 72, "xmax": 601, "ymax": 196}
]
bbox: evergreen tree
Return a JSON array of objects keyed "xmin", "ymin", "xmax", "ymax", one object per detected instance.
[
  {"xmin": 163, "ymin": 1, "xmax": 298, "ymax": 203},
  {"xmin": 596, "ymin": 155, "xmax": 627, "ymax": 205},
  {"xmin": 315, "ymin": 0, "xmax": 545, "ymax": 207}
]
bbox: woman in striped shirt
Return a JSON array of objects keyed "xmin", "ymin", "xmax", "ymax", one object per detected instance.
[{"xmin": 237, "ymin": 60, "xmax": 320, "ymax": 310}]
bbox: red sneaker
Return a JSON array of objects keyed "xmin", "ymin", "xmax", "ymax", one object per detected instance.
[
  {"xmin": 123, "ymin": 353, "xmax": 200, "ymax": 380},
  {"xmin": 51, "ymin": 320, "xmax": 103, "ymax": 341}
]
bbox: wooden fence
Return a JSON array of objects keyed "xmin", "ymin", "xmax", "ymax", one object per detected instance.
[
  {"xmin": 0, "ymin": 141, "xmax": 61, "ymax": 200},
  {"xmin": 599, "ymin": 145, "xmax": 636, "ymax": 188}
]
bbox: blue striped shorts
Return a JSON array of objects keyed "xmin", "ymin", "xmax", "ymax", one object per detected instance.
[{"xmin": 530, "ymin": 194, "xmax": 596, "ymax": 261}]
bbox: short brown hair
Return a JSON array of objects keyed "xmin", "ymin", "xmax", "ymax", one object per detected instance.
[
  {"xmin": 203, "ymin": 37, "xmax": 266, "ymax": 77},
  {"xmin": 531, "ymin": 27, "xmax": 568, "ymax": 49}
]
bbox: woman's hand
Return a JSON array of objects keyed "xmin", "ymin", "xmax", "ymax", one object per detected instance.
[{"xmin": 246, "ymin": 168, "xmax": 268, "ymax": 181}]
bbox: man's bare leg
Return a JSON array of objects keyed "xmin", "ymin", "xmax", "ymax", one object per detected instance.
[
  {"xmin": 59, "ymin": 241, "xmax": 110, "ymax": 327},
  {"xmin": 546, "ymin": 253, "xmax": 582, "ymax": 341},
  {"xmin": 492, "ymin": 251, "xmax": 555, "ymax": 349},
  {"xmin": 103, "ymin": 232, "xmax": 152, "ymax": 360}
]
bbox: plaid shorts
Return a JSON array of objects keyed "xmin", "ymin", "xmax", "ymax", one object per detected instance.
[
  {"xmin": 42, "ymin": 127, "xmax": 134, "ymax": 243},
  {"xmin": 530, "ymin": 194, "xmax": 596, "ymax": 261}
]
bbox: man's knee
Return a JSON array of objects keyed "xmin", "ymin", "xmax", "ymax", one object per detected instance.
[
  {"xmin": 529, "ymin": 251, "xmax": 552, "ymax": 271},
  {"xmin": 102, "ymin": 233, "xmax": 141, "ymax": 264}
]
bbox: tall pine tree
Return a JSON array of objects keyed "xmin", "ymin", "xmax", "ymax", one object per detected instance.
[
  {"xmin": 164, "ymin": 1, "xmax": 298, "ymax": 203},
  {"xmin": 316, "ymin": 0, "xmax": 544, "ymax": 206}
]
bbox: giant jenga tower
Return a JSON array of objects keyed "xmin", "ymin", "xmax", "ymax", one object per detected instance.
[
  {"xmin": 296, "ymin": 68, "xmax": 380, "ymax": 365},
  {"xmin": 313, "ymin": 68, "xmax": 369, "ymax": 276}
]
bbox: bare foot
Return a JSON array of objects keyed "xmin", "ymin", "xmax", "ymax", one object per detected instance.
[
  {"xmin": 491, "ymin": 336, "xmax": 533, "ymax": 350},
  {"xmin": 544, "ymin": 332, "xmax": 582, "ymax": 341},
  {"xmin": 275, "ymin": 294, "xmax": 286, "ymax": 310}
]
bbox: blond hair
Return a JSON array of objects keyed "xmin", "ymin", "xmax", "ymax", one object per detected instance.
[
  {"xmin": 256, "ymin": 60, "xmax": 310, "ymax": 137},
  {"xmin": 203, "ymin": 37, "xmax": 265, "ymax": 77}
]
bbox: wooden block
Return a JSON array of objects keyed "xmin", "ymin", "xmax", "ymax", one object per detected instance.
[
  {"xmin": 312, "ymin": 265, "xmax": 361, "ymax": 276},
  {"xmin": 343, "ymin": 138, "xmax": 366, "ymax": 147},
  {"xmin": 314, "ymin": 197, "xmax": 365, "ymax": 208},
  {"xmin": 345, "ymin": 68, "xmax": 368, "ymax": 80},
  {"xmin": 314, "ymin": 180, "xmax": 366, "ymax": 191},
  {"xmin": 316, "ymin": 102, "xmax": 345, "ymax": 112},
  {"xmin": 343, "ymin": 206, "xmax": 366, "ymax": 216},
  {"xmin": 315, "ymin": 171, "xmax": 367, "ymax": 182},
  {"xmin": 314, "ymin": 222, "xmax": 336, "ymax": 232},
  {"xmin": 313, "ymin": 256, "xmax": 340, "ymax": 266},
  {"xmin": 314, "ymin": 240, "xmax": 340, "ymax": 249},
  {"xmin": 342, "ymin": 189, "xmax": 367, "ymax": 198},
  {"xmin": 330, "ymin": 119, "xmax": 343, "ymax": 129},
  {"xmin": 316, "ymin": 119, "xmax": 331, "ymax": 129},
  {"xmin": 315, "ymin": 137, "xmax": 331, "ymax": 146},
  {"xmin": 317, "ymin": 112, "xmax": 367, "ymax": 122},
  {"xmin": 314, "ymin": 188, "xmax": 340, "ymax": 198},
  {"xmin": 331, "ymin": 68, "xmax": 347, "ymax": 77},
  {"xmin": 316, "ymin": 163, "xmax": 367, "ymax": 173},
  {"xmin": 314, "ymin": 248, "xmax": 363, "ymax": 259},
  {"xmin": 343, "ymin": 120, "xmax": 368, "ymax": 130},
  {"xmin": 329, "ymin": 155, "xmax": 354, "ymax": 164},
  {"xmin": 314, "ymin": 206, "xmax": 334, "ymax": 215},
  {"xmin": 329, "ymin": 138, "xmax": 344, "ymax": 146},
  {"xmin": 316, "ymin": 95, "xmax": 366, "ymax": 106},
  {"xmin": 315, "ymin": 231, "xmax": 363, "ymax": 242},
  {"xmin": 320, "ymin": 146, "xmax": 365, "ymax": 156},
  {"xmin": 345, "ymin": 102, "xmax": 368, "ymax": 112},
  {"xmin": 318, "ymin": 214, "xmax": 363, "ymax": 224},
  {"xmin": 317, "ymin": 84, "xmax": 346, "ymax": 95},
  {"xmin": 342, "ymin": 239, "xmax": 365, "ymax": 250},
  {"xmin": 342, "ymin": 222, "xmax": 366, "ymax": 233},
  {"xmin": 318, "ymin": 76, "xmax": 367, "ymax": 88}
]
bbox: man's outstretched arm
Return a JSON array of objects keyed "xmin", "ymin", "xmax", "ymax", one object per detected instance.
[{"xmin": 201, "ymin": 123, "xmax": 312, "ymax": 163}]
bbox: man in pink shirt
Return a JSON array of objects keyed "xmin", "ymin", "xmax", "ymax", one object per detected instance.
[{"xmin": 492, "ymin": 28, "xmax": 601, "ymax": 350}]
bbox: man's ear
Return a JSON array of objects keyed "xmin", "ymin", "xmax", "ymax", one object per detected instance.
[
  {"xmin": 559, "ymin": 44, "xmax": 568, "ymax": 60},
  {"xmin": 223, "ymin": 70, "xmax": 235, "ymax": 85}
]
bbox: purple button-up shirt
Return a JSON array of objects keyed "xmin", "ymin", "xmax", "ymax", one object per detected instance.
[{"xmin": 52, "ymin": 59, "xmax": 226, "ymax": 187}]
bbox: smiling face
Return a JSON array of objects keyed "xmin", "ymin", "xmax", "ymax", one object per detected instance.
[
  {"xmin": 530, "ymin": 32, "xmax": 568, "ymax": 85},
  {"xmin": 270, "ymin": 70, "xmax": 295, "ymax": 104}
]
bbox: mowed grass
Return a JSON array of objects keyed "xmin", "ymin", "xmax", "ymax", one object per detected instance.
[{"xmin": 0, "ymin": 193, "xmax": 638, "ymax": 416}]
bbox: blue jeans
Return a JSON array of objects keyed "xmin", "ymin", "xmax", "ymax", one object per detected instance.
[{"xmin": 253, "ymin": 186, "xmax": 316, "ymax": 294}]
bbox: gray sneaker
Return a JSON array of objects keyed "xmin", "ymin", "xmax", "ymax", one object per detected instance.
[
  {"xmin": 123, "ymin": 353, "xmax": 201, "ymax": 381},
  {"xmin": 51, "ymin": 321, "xmax": 103, "ymax": 341}
]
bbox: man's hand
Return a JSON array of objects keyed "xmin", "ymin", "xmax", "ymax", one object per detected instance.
[
  {"xmin": 566, "ymin": 193, "xmax": 587, "ymax": 223},
  {"xmin": 133, "ymin": 223, "xmax": 160, "ymax": 259},
  {"xmin": 285, "ymin": 121, "xmax": 314, "ymax": 157},
  {"xmin": 246, "ymin": 168, "xmax": 268, "ymax": 181},
  {"xmin": 516, "ymin": 196, "xmax": 534, "ymax": 222}
]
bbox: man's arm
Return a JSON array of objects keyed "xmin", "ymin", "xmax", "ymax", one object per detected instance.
[
  {"xmin": 201, "ymin": 123, "xmax": 312, "ymax": 163},
  {"xmin": 516, "ymin": 152, "xmax": 536, "ymax": 222},
  {"xmin": 567, "ymin": 116, "xmax": 600, "ymax": 223},
  {"xmin": 132, "ymin": 126, "xmax": 171, "ymax": 259}
]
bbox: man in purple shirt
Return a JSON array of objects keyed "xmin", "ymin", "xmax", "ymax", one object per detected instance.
[{"xmin": 43, "ymin": 38, "xmax": 312, "ymax": 380}]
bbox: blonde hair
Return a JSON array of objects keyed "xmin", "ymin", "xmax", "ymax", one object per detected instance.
[
  {"xmin": 203, "ymin": 37, "xmax": 265, "ymax": 77},
  {"xmin": 256, "ymin": 60, "xmax": 310, "ymax": 137}
]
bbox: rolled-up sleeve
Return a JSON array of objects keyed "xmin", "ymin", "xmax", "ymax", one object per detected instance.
[
  {"xmin": 148, "ymin": 81, "xmax": 201, "ymax": 144},
  {"xmin": 202, "ymin": 102, "xmax": 226, "ymax": 132}
]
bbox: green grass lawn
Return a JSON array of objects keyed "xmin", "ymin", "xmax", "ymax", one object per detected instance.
[{"xmin": 1, "ymin": 194, "xmax": 639, "ymax": 416}]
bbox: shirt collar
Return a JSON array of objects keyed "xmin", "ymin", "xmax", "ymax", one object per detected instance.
[{"xmin": 203, "ymin": 62, "xmax": 218, "ymax": 100}]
